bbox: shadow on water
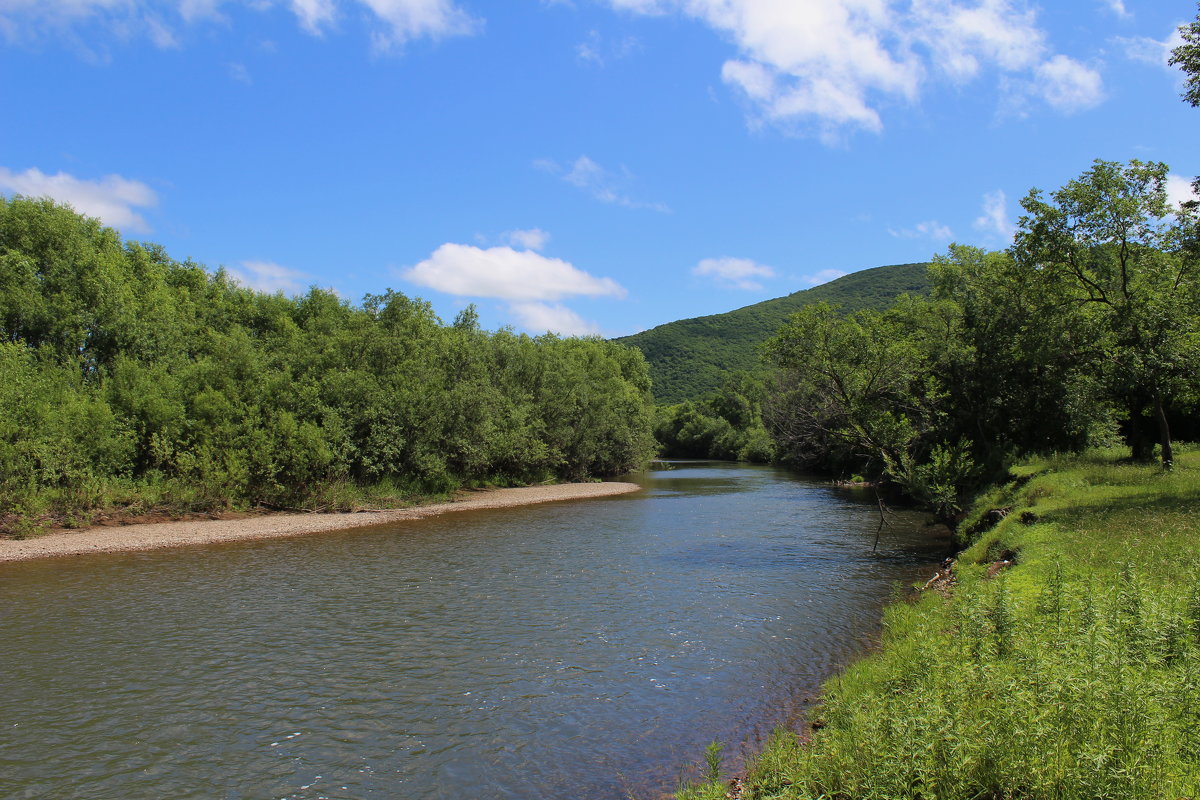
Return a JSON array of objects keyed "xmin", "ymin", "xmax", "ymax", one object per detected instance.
[{"xmin": 0, "ymin": 460, "xmax": 948, "ymax": 800}]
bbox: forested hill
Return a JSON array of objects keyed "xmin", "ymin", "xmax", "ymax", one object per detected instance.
[{"xmin": 615, "ymin": 262, "xmax": 931, "ymax": 404}]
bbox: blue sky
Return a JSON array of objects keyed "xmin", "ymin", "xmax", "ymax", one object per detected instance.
[{"xmin": 1, "ymin": 0, "xmax": 1196, "ymax": 336}]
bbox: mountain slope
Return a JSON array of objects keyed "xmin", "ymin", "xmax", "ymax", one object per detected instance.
[{"xmin": 616, "ymin": 262, "xmax": 931, "ymax": 403}]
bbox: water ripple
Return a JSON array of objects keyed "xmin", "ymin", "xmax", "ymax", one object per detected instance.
[{"xmin": 0, "ymin": 462, "xmax": 947, "ymax": 800}]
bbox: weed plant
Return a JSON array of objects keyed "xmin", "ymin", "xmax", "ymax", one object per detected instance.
[{"xmin": 680, "ymin": 445, "xmax": 1200, "ymax": 799}]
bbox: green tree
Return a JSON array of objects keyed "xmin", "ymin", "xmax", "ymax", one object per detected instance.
[
  {"xmin": 0, "ymin": 197, "xmax": 659, "ymax": 529},
  {"xmin": 930, "ymin": 244, "xmax": 1114, "ymax": 464},
  {"xmin": 763, "ymin": 302, "xmax": 928, "ymax": 476},
  {"xmin": 1169, "ymin": 4, "xmax": 1200, "ymax": 206},
  {"xmin": 1012, "ymin": 159, "xmax": 1200, "ymax": 468},
  {"xmin": 1170, "ymin": 3, "xmax": 1200, "ymax": 108}
]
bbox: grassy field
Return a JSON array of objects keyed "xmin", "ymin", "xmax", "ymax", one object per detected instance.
[{"xmin": 680, "ymin": 445, "xmax": 1200, "ymax": 800}]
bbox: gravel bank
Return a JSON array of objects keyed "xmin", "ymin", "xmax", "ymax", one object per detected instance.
[{"xmin": 0, "ymin": 482, "xmax": 641, "ymax": 563}]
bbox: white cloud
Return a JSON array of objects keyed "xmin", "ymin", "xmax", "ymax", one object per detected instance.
[
  {"xmin": 1117, "ymin": 28, "xmax": 1185, "ymax": 69},
  {"xmin": 803, "ymin": 268, "xmax": 848, "ymax": 286},
  {"xmin": 403, "ymin": 241, "xmax": 620, "ymax": 337},
  {"xmin": 563, "ymin": 155, "xmax": 602, "ymax": 187},
  {"xmin": 0, "ymin": 0, "xmax": 476, "ymax": 49},
  {"xmin": 226, "ymin": 260, "xmax": 314, "ymax": 294},
  {"xmin": 1100, "ymin": 0, "xmax": 1129, "ymax": 19},
  {"xmin": 145, "ymin": 15, "xmax": 178, "ymax": 47},
  {"xmin": 290, "ymin": 0, "xmax": 336, "ymax": 33},
  {"xmin": 542, "ymin": 155, "xmax": 670, "ymax": 212},
  {"xmin": 913, "ymin": 0, "xmax": 1045, "ymax": 81},
  {"xmin": 691, "ymin": 256, "xmax": 776, "ymax": 290},
  {"xmin": 605, "ymin": 0, "xmax": 1105, "ymax": 138},
  {"xmin": 504, "ymin": 228, "xmax": 550, "ymax": 251},
  {"xmin": 0, "ymin": 166, "xmax": 157, "ymax": 232},
  {"xmin": 357, "ymin": 0, "xmax": 478, "ymax": 50},
  {"xmin": 1034, "ymin": 55, "xmax": 1103, "ymax": 112},
  {"xmin": 403, "ymin": 243, "xmax": 626, "ymax": 302},
  {"xmin": 973, "ymin": 189, "xmax": 1014, "ymax": 240},
  {"xmin": 177, "ymin": 0, "xmax": 224, "ymax": 23},
  {"xmin": 576, "ymin": 29, "xmax": 639, "ymax": 66},
  {"xmin": 227, "ymin": 61, "xmax": 251, "ymax": 83},
  {"xmin": 509, "ymin": 301, "xmax": 602, "ymax": 336},
  {"xmin": 1166, "ymin": 173, "xmax": 1199, "ymax": 210},
  {"xmin": 577, "ymin": 29, "xmax": 603, "ymax": 65},
  {"xmin": 888, "ymin": 219, "xmax": 953, "ymax": 241},
  {"xmin": 0, "ymin": 0, "xmax": 127, "ymax": 21}
]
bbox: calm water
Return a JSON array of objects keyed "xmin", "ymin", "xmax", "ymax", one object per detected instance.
[{"xmin": 0, "ymin": 462, "xmax": 948, "ymax": 800}]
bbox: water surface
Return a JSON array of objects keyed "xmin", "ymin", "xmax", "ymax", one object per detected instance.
[{"xmin": 0, "ymin": 461, "xmax": 948, "ymax": 799}]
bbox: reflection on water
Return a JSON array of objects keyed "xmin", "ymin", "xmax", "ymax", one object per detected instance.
[{"xmin": 0, "ymin": 461, "xmax": 948, "ymax": 800}]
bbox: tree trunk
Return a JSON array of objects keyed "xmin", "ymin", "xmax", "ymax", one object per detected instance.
[
  {"xmin": 1128, "ymin": 404, "xmax": 1154, "ymax": 461},
  {"xmin": 1153, "ymin": 395, "xmax": 1174, "ymax": 470}
]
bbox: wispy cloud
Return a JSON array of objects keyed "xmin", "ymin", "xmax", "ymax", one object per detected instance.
[
  {"xmin": 537, "ymin": 155, "xmax": 669, "ymax": 212},
  {"xmin": 226, "ymin": 260, "xmax": 315, "ymax": 294},
  {"xmin": 888, "ymin": 219, "xmax": 954, "ymax": 242},
  {"xmin": 503, "ymin": 228, "xmax": 550, "ymax": 251},
  {"xmin": 1116, "ymin": 27, "xmax": 1185, "ymax": 70},
  {"xmin": 227, "ymin": 61, "xmax": 252, "ymax": 84},
  {"xmin": 0, "ymin": 166, "xmax": 157, "ymax": 232},
  {"xmin": 974, "ymin": 189, "xmax": 1015, "ymax": 241},
  {"xmin": 357, "ymin": 0, "xmax": 479, "ymax": 51},
  {"xmin": 1100, "ymin": 0, "xmax": 1130, "ymax": 19},
  {"xmin": 576, "ymin": 29, "xmax": 639, "ymax": 66},
  {"xmin": 692, "ymin": 256, "xmax": 776, "ymax": 290},
  {"xmin": 801, "ymin": 268, "xmax": 848, "ymax": 287},
  {"xmin": 0, "ymin": 0, "xmax": 478, "ymax": 51}
]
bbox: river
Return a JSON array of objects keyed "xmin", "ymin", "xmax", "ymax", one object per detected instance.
[{"xmin": 0, "ymin": 461, "xmax": 948, "ymax": 799}]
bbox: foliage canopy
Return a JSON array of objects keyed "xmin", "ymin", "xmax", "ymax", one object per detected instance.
[
  {"xmin": 0, "ymin": 196, "xmax": 657, "ymax": 530},
  {"xmin": 616, "ymin": 262, "xmax": 930, "ymax": 404}
]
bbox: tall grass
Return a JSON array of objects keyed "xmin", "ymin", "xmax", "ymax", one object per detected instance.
[{"xmin": 680, "ymin": 445, "xmax": 1200, "ymax": 799}]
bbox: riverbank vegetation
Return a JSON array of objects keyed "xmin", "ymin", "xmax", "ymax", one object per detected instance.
[
  {"xmin": 677, "ymin": 21, "xmax": 1200, "ymax": 797},
  {"xmin": 764, "ymin": 158, "xmax": 1199, "ymax": 516},
  {"xmin": 680, "ymin": 446, "xmax": 1200, "ymax": 799},
  {"xmin": 0, "ymin": 196, "xmax": 656, "ymax": 536},
  {"xmin": 652, "ymin": 372, "xmax": 775, "ymax": 462}
]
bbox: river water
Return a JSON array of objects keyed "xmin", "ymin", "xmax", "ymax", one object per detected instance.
[{"xmin": 0, "ymin": 461, "xmax": 948, "ymax": 800}]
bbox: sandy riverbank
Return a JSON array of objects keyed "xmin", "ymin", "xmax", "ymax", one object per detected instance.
[{"xmin": 0, "ymin": 482, "xmax": 641, "ymax": 563}]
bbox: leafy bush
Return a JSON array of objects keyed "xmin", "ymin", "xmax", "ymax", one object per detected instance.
[{"xmin": 0, "ymin": 197, "xmax": 658, "ymax": 532}]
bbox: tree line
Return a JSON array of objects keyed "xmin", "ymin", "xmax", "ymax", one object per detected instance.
[
  {"xmin": 762, "ymin": 159, "xmax": 1199, "ymax": 517},
  {"xmin": 0, "ymin": 196, "xmax": 657, "ymax": 531}
]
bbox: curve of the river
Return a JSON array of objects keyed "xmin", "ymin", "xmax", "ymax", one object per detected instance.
[{"xmin": 0, "ymin": 461, "xmax": 948, "ymax": 800}]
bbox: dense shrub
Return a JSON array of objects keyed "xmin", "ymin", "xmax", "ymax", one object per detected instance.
[{"xmin": 0, "ymin": 196, "xmax": 657, "ymax": 528}]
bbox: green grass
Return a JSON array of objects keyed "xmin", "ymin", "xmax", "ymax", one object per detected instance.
[{"xmin": 679, "ymin": 445, "xmax": 1200, "ymax": 800}]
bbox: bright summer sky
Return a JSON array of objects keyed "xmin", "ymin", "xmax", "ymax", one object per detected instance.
[{"xmin": 2, "ymin": 0, "xmax": 1197, "ymax": 336}]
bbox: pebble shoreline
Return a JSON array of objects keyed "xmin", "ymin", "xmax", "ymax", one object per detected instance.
[{"xmin": 0, "ymin": 482, "xmax": 642, "ymax": 563}]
